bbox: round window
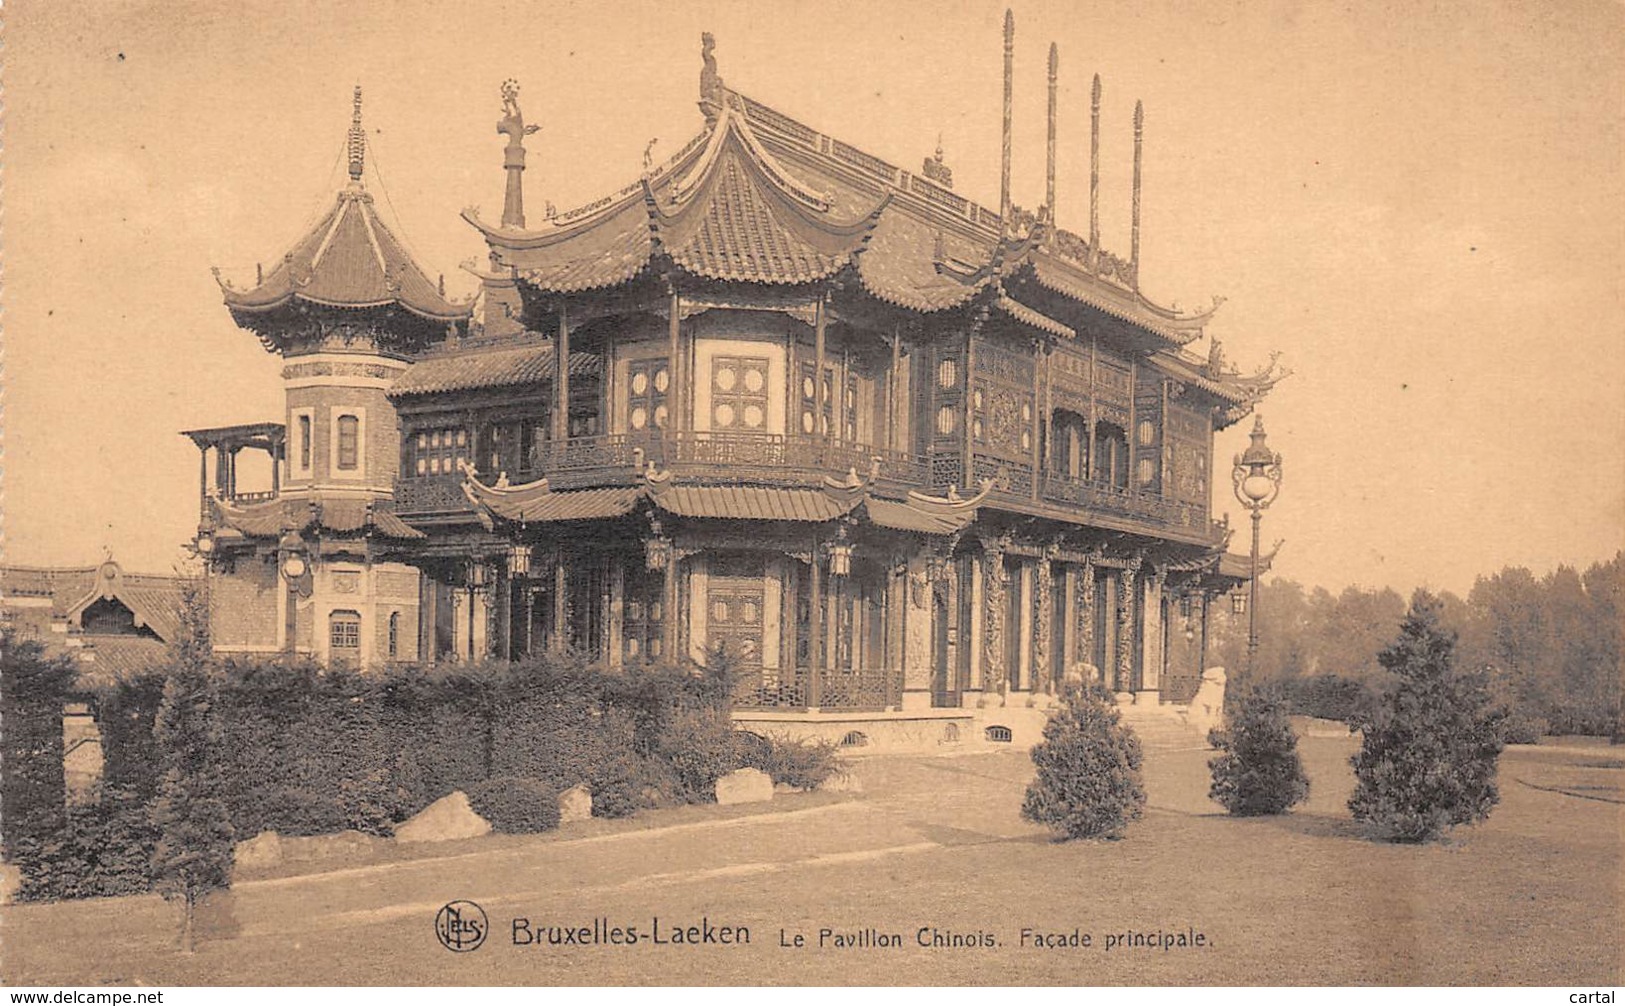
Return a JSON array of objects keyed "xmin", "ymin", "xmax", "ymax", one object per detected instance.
[
  {"xmin": 630, "ymin": 407, "xmax": 648, "ymax": 430},
  {"xmin": 631, "ymin": 372, "xmax": 649, "ymax": 395},
  {"xmin": 715, "ymin": 403, "xmax": 736, "ymax": 427},
  {"xmin": 1137, "ymin": 457, "xmax": 1156, "ymax": 485},
  {"xmin": 802, "ymin": 376, "xmax": 816, "ymax": 400},
  {"xmin": 802, "ymin": 410, "xmax": 816, "ymax": 434},
  {"xmin": 1137, "ymin": 419, "xmax": 1156, "ymax": 447},
  {"xmin": 653, "ymin": 405, "xmax": 668, "ymax": 428},
  {"xmin": 937, "ymin": 358, "xmax": 958, "ymax": 389},
  {"xmin": 743, "ymin": 367, "xmax": 766, "ymax": 393},
  {"xmin": 654, "ymin": 368, "xmax": 670, "ymax": 393},
  {"xmin": 743, "ymin": 404, "xmax": 765, "ymax": 428},
  {"xmin": 715, "ymin": 366, "xmax": 737, "ymax": 392},
  {"xmin": 936, "ymin": 406, "xmax": 957, "ymax": 435}
]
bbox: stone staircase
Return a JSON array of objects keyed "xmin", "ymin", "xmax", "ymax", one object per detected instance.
[{"xmin": 1114, "ymin": 697, "xmax": 1212, "ymax": 751}]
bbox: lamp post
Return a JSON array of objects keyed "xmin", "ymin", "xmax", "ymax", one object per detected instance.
[{"xmin": 1231, "ymin": 414, "xmax": 1282, "ymax": 677}]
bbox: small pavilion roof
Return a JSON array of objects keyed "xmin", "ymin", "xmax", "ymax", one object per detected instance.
[
  {"xmin": 214, "ymin": 89, "xmax": 471, "ymax": 334},
  {"xmin": 209, "ymin": 497, "xmax": 425, "ymax": 541},
  {"xmin": 390, "ymin": 340, "xmax": 599, "ymax": 397}
]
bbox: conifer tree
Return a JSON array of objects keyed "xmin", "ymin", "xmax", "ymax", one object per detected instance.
[
  {"xmin": 1021, "ymin": 684, "xmax": 1146, "ymax": 839},
  {"xmin": 1208, "ymin": 685, "xmax": 1309, "ymax": 816},
  {"xmin": 149, "ymin": 581, "xmax": 235, "ymax": 951},
  {"xmin": 1349, "ymin": 591, "xmax": 1505, "ymax": 842}
]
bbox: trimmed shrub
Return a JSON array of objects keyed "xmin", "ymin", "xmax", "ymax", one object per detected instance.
[
  {"xmin": 1022, "ymin": 684, "xmax": 1146, "ymax": 840},
  {"xmin": 654, "ymin": 708, "xmax": 743, "ymax": 803},
  {"xmin": 1279, "ymin": 674, "xmax": 1377, "ymax": 723},
  {"xmin": 13, "ymin": 786, "xmax": 157, "ymax": 902},
  {"xmin": 739, "ymin": 732, "xmax": 843, "ymax": 790},
  {"xmin": 467, "ymin": 777, "xmax": 562, "ymax": 834},
  {"xmin": 1350, "ymin": 593, "xmax": 1506, "ymax": 843},
  {"xmin": 1208, "ymin": 687, "xmax": 1310, "ymax": 816},
  {"xmin": 0, "ymin": 631, "xmax": 78, "ymax": 862},
  {"xmin": 1500, "ymin": 712, "xmax": 1549, "ymax": 746}
]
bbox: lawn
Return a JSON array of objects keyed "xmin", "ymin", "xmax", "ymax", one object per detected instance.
[{"xmin": 3, "ymin": 735, "xmax": 1619, "ymax": 986}]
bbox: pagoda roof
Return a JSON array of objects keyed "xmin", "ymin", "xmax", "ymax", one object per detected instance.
[
  {"xmin": 209, "ymin": 497, "xmax": 425, "ymax": 541},
  {"xmin": 216, "ymin": 186, "xmax": 471, "ymax": 325},
  {"xmin": 470, "ymin": 74, "xmax": 1219, "ymax": 342},
  {"xmin": 468, "ymin": 99, "xmax": 887, "ymax": 292}
]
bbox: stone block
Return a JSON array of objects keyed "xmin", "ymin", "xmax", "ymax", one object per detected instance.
[
  {"xmin": 558, "ymin": 784, "xmax": 593, "ymax": 824},
  {"xmin": 394, "ymin": 790, "xmax": 492, "ymax": 843},
  {"xmin": 714, "ymin": 767, "xmax": 774, "ymax": 805},
  {"xmin": 820, "ymin": 771, "xmax": 863, "ymax": 793},
  {"xmin": 234, "ymin": 830, "xmax": 283, "ymax": 872}
]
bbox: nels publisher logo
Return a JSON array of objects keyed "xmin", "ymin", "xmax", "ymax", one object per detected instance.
[{"xmin": 436, "ymin": 900, "xmax": 489, "ymax": 953}]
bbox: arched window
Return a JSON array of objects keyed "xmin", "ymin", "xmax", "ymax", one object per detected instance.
[
  {"xmin": 1094, "ymin": 421, "xmax": 1129, "ymax": 490},
  {"xmin": 336, "ymin": 415, "xmax": 360, "ymax": 470}
]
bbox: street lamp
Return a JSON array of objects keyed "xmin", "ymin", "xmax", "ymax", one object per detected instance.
[{"xmin": 1231, "ymin": 414, "xmax": 1282, "ymax": 676}]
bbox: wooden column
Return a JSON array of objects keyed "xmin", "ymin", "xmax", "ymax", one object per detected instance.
[
  {"xmin": 1127, "ymin": 359, "xmax": 1138, "ymax": 489},
  {"xmin": 668, "ymin": 288, "xmax": 682, "ymax": 435},
  {"xmin": 813, "ymin": 296, "xmax": 827, "ymax": 440},
  {"xmin": 555, "ymin": 304, "xmax": 571, "ymax": 445},
  {"xmin": 1078, "ymin": 556, "xmax": 1097, "ymax": 677},
  {"xmin": 962, "ymin": 331, "xmax": 976, "ymax": 489},
  {"xmin": 981, "ymin": 537, "xmax": 1006, "ymax": 697},
  {"xmin": 197, "ymin": 449, "xmax": 209, "ymax": 522},
  {"xmin": 1117, "ymin": 560, "xmax": 1140, "ymax": 693},
  {"xmin": 499, "ymin": 566, "xmax": 512, "ymax": 662},
  {"xmin": 887, "ymin": 325, "xmax": 901, "ymax": 454},
  {"xmin": 1034, "ymin": 554, "xmax": 1054, "ymax": 694},
  {"xmin": 552, "ymin": 550, "xmax": 569, "ymax": 653},
  {"xmin": 661, "ymin": 553, "xmax": 678, "ymax": 662},
  {"xmin": 1030, "ymin": 341, "xmax": 1044, "ymax": 500},
  {"xmin": 1087, "ymin": 335, "xmax": 1099, "ymax": 481},
  {"xmin": 808, "ymin": 532, "xmax": 823, "ymax": 709}
]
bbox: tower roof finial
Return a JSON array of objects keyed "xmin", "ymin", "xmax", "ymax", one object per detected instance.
[{"xmin": 347, "ymin": 85, "xmax": 365, "ymax": 185}]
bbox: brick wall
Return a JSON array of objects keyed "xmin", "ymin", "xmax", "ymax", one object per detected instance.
[{"xmin": 210, "ymin": 555, "xmax": 280, "ymax": 651}]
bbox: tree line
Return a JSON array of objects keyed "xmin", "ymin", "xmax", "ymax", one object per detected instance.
[{"xmin": 1208, "ymin": 551, "xmax": 1623, "ymax": 736}]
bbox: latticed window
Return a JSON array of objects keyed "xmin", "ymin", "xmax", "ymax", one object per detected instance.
[
  {"xmin": 797, "ymin": 362, "xmax": 856, "ymax": 438},
  {"xmin": 297, "ymin": 415, "xmax": 312, "ymax": 470},
  {"xmin": 626, "ymin": 358, "xmax": 670, "ymax": 433},
  {"xmin": 411, "ymin": 427, "xmax": 469, "ymax": 477},
  {"xmin": 330, "ymin": 610, "xmax": 361, "ymax": 654},
  {"xmin": 711, "ymin": 356, "xmax": 769, "ymax": 431},
  {"xmin": 622, "ymin": 568, "xmax": 665, "ymax": 663},
  {"xmin": 336, "ymin": 415, "xmax": 360, "ymax": 470}
]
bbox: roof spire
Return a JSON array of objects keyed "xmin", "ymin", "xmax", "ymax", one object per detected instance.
[
  {"xmin": 497, "ymin": 79, "xmax": 541, "ymax": 229},
  {"xmin": 1131, "ymin": 98, "xmax": 1144, "ymax": 290},
  {"xmin": 1000, "ymin": 9, "xmax": 1014, "ymax": 227},
  {"xmin": 347, "ymin": 85, "xmax": 365, "ymax": 185},
  {"xmin": 1046, "ymin": 42, "xmax": 1058, "ymax": 226},
  {"xmin": 1089, "ymin": 73, "xmax": 1101, "ymax": 265}
]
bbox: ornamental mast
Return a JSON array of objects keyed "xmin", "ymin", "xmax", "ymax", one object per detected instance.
[
  {"xmin": 1090, "ymin": 73, "xmax": 1101, "ymax": 264},
  {"xmin": 1000, "ymin": 9, "xmax": 1014, "ymax": 228},
  {"xmin": 347, "ymin": 85, "xmax": 365, "ymax": 186},
  {"xmin": 1046, "ymin": 42, "xmax": 1058, "ymax": 226},
  {"xmin": 1131, "ymin": 98, "xmax": 1144, "ymax": 290},
  {"xmin": 498, "ymin": 79, "xmax": 541, "ymax": 229}
]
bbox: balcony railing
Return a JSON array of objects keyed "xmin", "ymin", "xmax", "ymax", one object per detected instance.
[
  {"xmin": 733, "ymin": 665, "xmax": 903, "ymax": 713},
  {"xmin": 523, "ymin": 432, "xmax": 931, "ymax": 489}
]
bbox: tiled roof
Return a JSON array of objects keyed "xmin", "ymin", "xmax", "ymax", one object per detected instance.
[
  {"xmin": 3, "ymin": 562, "xmax": 186, "ymax": 643},
  {"xmin": 650, "ymin": 485, "xmax": 856, "ymax": 522},
  {"xmin": 862, "ymin": 497, "xmax": 976, "ymax": 535},
  {"xmin": 487, "ymin": 486, "xmax": 642, "ymax": 523},
  {"xmin": 218, "ymin": 188, "xmax": 470, "ymax": 323},
  {"xmin": 995, "ymin": 294, "xmax": 1073, "ymax": 340},
  {"xmin": 211, "ymin": 497, "xmax": 425, "ymax": 540},
  {"xmin": 391, "ymin": 343, "xmax": 599, "ymax": 397}
]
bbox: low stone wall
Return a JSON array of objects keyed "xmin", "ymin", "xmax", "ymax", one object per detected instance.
[{"xmin": 732, "ymin": 709, "xmax": 975, "ymax": 753}]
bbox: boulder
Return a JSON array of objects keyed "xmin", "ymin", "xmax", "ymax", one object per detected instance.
[
  {"xmin": 394, "ymin": 791, "xmax": 492, "ymax": 844},
  {"xmin": 1187, "ymin": 666, "xmax": 1228, "ymax": 737},
  {"xmin": 234, "ymin": 830, "xmax": 283, "ymax": 871},
  {"xmin": 558, "ymin": 784, "xmax": 593, "ymax": 824},
  {"xmin": 280, "ymin": 829, "xmax": 384, "ymax": 863},
  {"xmin": 714, "ymin": 767, "xmax": 774, "ymax": 806}
]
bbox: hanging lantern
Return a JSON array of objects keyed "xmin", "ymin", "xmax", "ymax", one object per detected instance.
[
  {"xmin": 644, "ymin": 519, "xmax": 672, "ymax": 572},
  {"xmin": 1179, "ymin": 594, "xmax": 1193, "ymax": 620},
  {"xmin": 195, "ymin": 528, "xmax": 216, "ymax": 556},
  {"xmin": 278, "ymin": 531, "xmax": 308, "ymax": 580},
  {"xmin": 508, "ymin": 543, "xmax": 532, "ymax": 578},
  {"xmin": 1231, "ymin": 591, "xmax": 1246, "ymax": 616},
  {"xmin": 827, "ymin": 527, "xmax": 854, "ymax": 579},
  {"xmin": 467, "ymin": 560, "xmax": 490, "ymax": 590}
]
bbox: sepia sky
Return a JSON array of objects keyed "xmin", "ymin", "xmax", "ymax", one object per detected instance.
[{"xmin": 4, "ymin": 0, "xmax": 1621, "ymax": 598}]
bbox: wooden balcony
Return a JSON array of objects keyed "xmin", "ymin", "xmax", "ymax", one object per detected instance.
[{"xmin": 394, "ymin": 431, "xmax": 1221, "ymax": 542}]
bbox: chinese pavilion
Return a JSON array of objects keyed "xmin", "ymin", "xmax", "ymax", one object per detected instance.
[{"xmin": 190, "ymin": 18, "xmax": 1284, "ymax": 734}]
